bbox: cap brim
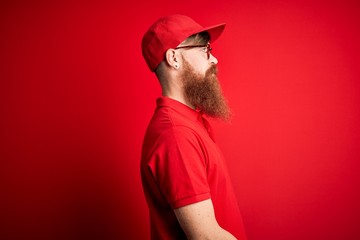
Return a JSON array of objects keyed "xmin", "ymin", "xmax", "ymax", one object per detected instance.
[{"xmin": 202, "ymin": 23, "xmax": 226, "ymax": 43}]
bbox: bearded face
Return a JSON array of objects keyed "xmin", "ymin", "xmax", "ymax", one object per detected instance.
[{"xmin": 180, "ymin": 59, "xmax": 231, "ymax": 121}]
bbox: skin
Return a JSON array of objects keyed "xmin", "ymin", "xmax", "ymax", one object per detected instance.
[
  {"xmin": 156, "ymin": 42, "xmax": 237, "ymax": 240},
  {"xmin": 157, "ymin": 43, "xmax": 218, "ymax": 109},
  {"xmin": 174, "ymin": 199, "xmax": 237, "ymax": 240}
]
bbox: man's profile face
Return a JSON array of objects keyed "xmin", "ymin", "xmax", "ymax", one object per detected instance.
[
  {"xmin": 179, "ymin": 58, "xmax": 231, "ymax": 121},
  {"xmin": 176, "ymin": 42, "xmax": 217, "ymax": 77}
]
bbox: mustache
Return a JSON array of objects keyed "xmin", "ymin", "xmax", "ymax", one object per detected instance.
[{"xmin": 206, "ymin": 65, "xmax": 218, "ymax": 76}]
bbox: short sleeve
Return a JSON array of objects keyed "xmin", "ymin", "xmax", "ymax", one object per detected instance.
[{"xmin": 148, "ymin": 126, "xmax": 211, "ymax": 209}]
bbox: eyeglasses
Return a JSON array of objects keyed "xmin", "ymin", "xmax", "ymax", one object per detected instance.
[{"xmin": 175, "ymin": 44, "xmax": 212, "ymax": 60}]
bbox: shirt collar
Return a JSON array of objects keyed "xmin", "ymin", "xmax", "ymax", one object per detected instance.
[
  {"xmin": 156, "ymin": 96, "xmax": 215, "ymax": 141},
  {"xmin": 156, "ymin": 96, "xmax": 202, "ymax": 123}
]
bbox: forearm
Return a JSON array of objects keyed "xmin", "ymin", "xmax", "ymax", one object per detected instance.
[
  {"xmin": 211, "ymin": 227, "xmax": 237, "ymax": 240},
  {"xmin": 174, "ymin": 199, "xmax": 237, "ymax": 240},
  {"xmin": 187, "ymin": 226, "xmax": 237, "ymax": 240}
]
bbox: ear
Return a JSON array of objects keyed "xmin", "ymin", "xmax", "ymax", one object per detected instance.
[{"xmin": 165, "ymin": 49, "xmax": 180, "ymax": 70}]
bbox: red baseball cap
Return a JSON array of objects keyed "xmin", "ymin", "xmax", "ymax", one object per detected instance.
[{"xmin": 142, "ymin": 14, "xmax": 226, "ymax": 72}]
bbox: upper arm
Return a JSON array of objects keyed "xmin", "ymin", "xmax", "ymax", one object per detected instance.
[
  {"xmin": 174, "ymin": 199, "xmax": 237, "ymax": 240},
  {"xmin": 148, "ymin": 127, "xmax": 211, "ymax": 208}
]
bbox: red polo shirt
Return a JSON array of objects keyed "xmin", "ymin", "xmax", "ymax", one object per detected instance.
[{"xmin": 141, "ymin": 96, "xmax": 247, "ymax": 240}]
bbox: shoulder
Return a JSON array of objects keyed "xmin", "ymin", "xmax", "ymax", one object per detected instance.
[
  {"xmin": 149, "ymin": 106, "xmax": 202, "ymax": 139},
  {"xmin": 157, "ymin": 125, "xmax": 202, "ymax": 148}
]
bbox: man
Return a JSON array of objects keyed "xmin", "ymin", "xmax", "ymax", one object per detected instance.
[{"xmin": 141, "ymin": 14, "xmax": 247, "ymax": 240}]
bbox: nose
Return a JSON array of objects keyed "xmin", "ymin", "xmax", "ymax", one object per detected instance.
[{"xmin": 210, "ymin": 53, "xmax": 218, "ymax": 65}]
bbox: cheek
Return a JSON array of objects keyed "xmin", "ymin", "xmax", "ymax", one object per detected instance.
[
  {"xmin": 182, "ymin": 54, "xmax": 208, "ymax": 76},
  {"xmin": 193, "ymin": 60, "xmax": 208, "ymax": 75}
]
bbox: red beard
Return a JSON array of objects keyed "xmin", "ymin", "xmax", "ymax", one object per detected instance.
[{"xmin": 180, "ymin": 60, "xmax": 231, "ymax": 121}]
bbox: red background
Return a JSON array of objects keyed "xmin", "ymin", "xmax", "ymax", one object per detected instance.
[{"xmin": 1, "ymin": 1, "xmax": 360, "ymax": 239}]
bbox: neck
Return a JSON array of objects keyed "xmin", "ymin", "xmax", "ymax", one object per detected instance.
[{"xmin": 159, "ymin": 68, "xmax": 195, "ymax": 109}]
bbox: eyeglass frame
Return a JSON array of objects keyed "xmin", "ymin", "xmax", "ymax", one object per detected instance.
[{"xmin": 175, "ymin": 43, "xmax": 213, "ymax": 60}]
